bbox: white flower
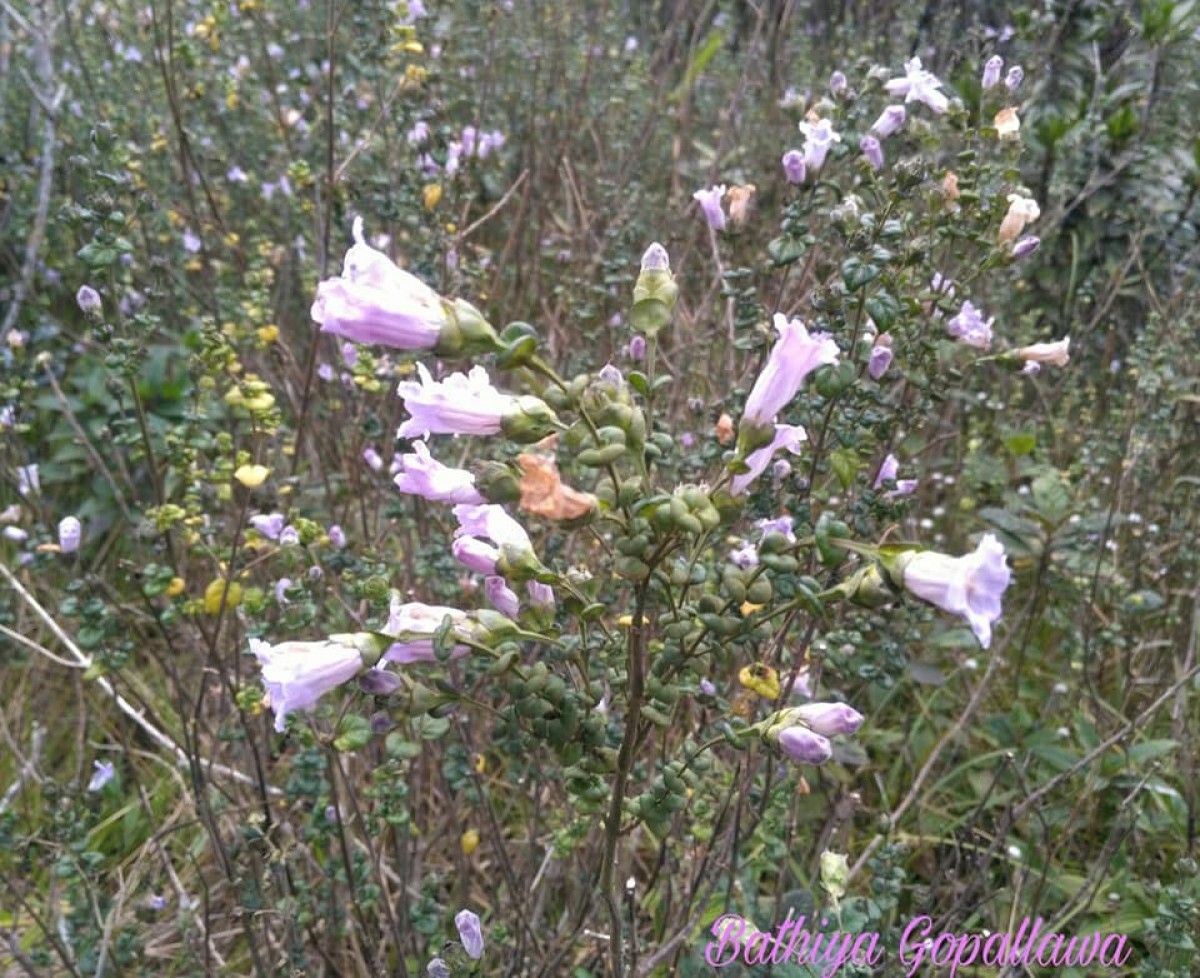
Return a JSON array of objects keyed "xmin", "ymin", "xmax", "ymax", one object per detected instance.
[
  {"xmin": 884, "ymin": 57, "xmax": 950, "ymax": 114},
  {"xmin": 998, "ymin": 194, "xmax": 1040, "ymax": 243},
  {"xmin": 1016, "ymin": 337, "xmax": 1070, "ymax": 367}
]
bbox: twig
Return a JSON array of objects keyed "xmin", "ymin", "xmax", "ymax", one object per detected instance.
[
  {"xmin": 458, "ymin": 169, "xmax": 529, "ymax": 241},
  {"xmin": 0, "ymin": 560, "xmax": 278, "ymax": 795}
]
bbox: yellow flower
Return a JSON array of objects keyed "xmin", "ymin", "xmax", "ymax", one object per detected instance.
[
  {"xmin": 257, "ymin": 325, "xmax": 279, "ymax": 344},
  {"xmin": 738, "ymin": 663, "xmax": 780, "ymax": 700},
  {"xmin": 461, "ymin": 829, "xmax": 480, "ymax": 855},
  {"xmin": 474, "ymin": 754, "xmax": 488, "ymax": 774},
  {"xmin": 617, "ymin": 614, "xmax": 650, "ymax": 628},
  {"xmin": 204, "ymin": 578, "xmax": 243, "ymax": 615},
  {"xmin": 165, "ymin": 577, "xmax": 186, "ymax": 597},
  {"xmin": 739, "ymin": 601, "xmax": 764, "ymax": 617},
  {"xmin": 234, "ymin": 464, "xmax": 270, "ymax": 488},
  {"xmin": 422, "ymin": 183, "xmax": 443, "ymax": 210}
]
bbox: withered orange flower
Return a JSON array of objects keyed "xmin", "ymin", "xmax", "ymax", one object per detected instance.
[
  {"xmin": 715, "ymin": 412, "xmax": 735, "ymax": 446},
  {"xmin": 517, "ymin": 452, "xmax": 597, "ymax": 520},
  {"xmin": 726, "ymin": 184, "xmax": 757, "ymax": 225}
]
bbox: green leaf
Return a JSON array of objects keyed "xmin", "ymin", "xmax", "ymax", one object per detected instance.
[
  {"xmin": 842, "ymin": 258, "xmax": 880, "ymax": 292},
  {"xmin": 333, "ymin": 714, "xmax": 372, "ymax": 752},
  {"xmin": 864, "ymin": 293, "xmax": 900, "ymax": 331},
  {"xmin": 767, "ymin": 236, "xmax": 805, "ymax": 267}
]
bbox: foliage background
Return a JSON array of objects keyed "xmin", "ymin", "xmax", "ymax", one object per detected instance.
[{"xmin": 1, "ymin": 0, "xmax": 1198, "ymax": 975}]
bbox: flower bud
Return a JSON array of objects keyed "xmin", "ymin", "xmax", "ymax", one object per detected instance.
[{"xmin": 76, "ymin": 285, "xmax": 103, "ymax": 319}]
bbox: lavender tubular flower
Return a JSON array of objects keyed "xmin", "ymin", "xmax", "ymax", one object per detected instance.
[
  {"xmin": 981, "ymin": 55, "xmax": 1003, "ymax": 89},
  {"xmin": 799, "ymin": 118, "xmax": 841, "ymax": 172},
  {"xmin": 76, "ymin": 285, "xmax": 102, "ymax": 318},
  {"xmin": 868, "ymin": 341, "xmax": 894, "ymax": 380},
  {"xmin": 741, "ymin": 313, "xmax": 840, "ymax": 428},
  {"xmin": 692, "ymin": 185, "xmax": 727, "ymax": 230},
  {"xmin": 778, "ymin": 727, "xmax": 833, "ymax": 764},
  {"xmin": 58, "ymin": 516, "xmax": 82, "ymax": 553},
  {"xmin": 88, "ymin": 760, "xmax": 115, "ymax": 792},
  {"xmin": 829, "ymin": 70, "xmax": 847, "ymax": 96},
  {"xmin": 732, "ymin": 424, "xmax": 807, "ymax": 496},
  {"xmin": 870, "ymin": 105, "xmax": 906, "ymax": 139},
  {"xmin": 455, "ymin": 910, "xmax": 485, "ymax": 960},
  {"xmin": 793, "ymin": 702, "xmax": 865, "ymax": 737},
  {"xmin": 884, "ymin": 57, "xmax": 950, "ymax": 114},
  {"xmin": 383, "ymin": 600, "xmax": 472, "ymax": 664},
  {"xmin": 1005, "ymin": 65, "xmax": 1024, "ymax": 92},
  {"xmin": 1011, "ymin": 235, "xmax": 1041, "ymax": 259},
  {"xmin": 781, "ymin": 149, "xmax": 807, "ymax": 185},
  {"xmin": 394, "ymin": 440, "xmax": 485, "ymax": 505},
  {"xmin": 312, "ymin": 217, "xmax": 447, "ymax": 350},
  {"xmin": 860, "ymin": 135, "xmax": 884, "ymax": 171},
  {"xmin": 947, "ymin": 300, "xmax": 995, "ymax": 350},
  {"xmin": 485, "ymin": 576, "xmax": 520, "ymax": 617},
  {"xmin": 252, "ymin": 637, "xmax": 373, "ymax": 732},
  {"xmin": 397, "ymin": 364, "xmax": 558, "ymax": 442},
  {"xmin": 900, "ymin": 534, "xmax": 1013, "ymax": 648}
]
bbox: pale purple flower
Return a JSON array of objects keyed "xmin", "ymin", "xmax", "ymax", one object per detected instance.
[
  {"xmin": 981, "ymin": 55, "xmax": 1003, "ymax": 89},
  {"xmin": 871, "ymin": 105, "xmax": 907, "ymax": 138},
  {"xmin": 328, "ymin": 525, "xmax": 346, "ymax": 549},
  {"xmin": 756, "ymin": 515, "xmax": 795, "ymax": 541},
  {"xmin": 318, "ymin": 363, "xmax": 335, "ymax": 381},
  {"xmin": 627, "ymin": 335, "xmax": 646, "ymax": 360},
  {"xmin": 931, "ymin": 273, "xmax": 955, "ymax": 297},
  {"xmin": 455, "ymin": 909, "xmax": 485, "ymax": 960},
  {"xmin": 1005, "ymin": 66, "xmax": 1024, "ymax": 93},
  {"xmin": 732, "ymin": 424, "xmax": 808, "ymax": 496},
  {"xmin": 641, "ymin": 242, "xmax": 670, "ymax": 271},
  {"xmin": 485, "ymin": 576, "xmax": 520, "ymax": 617},
  {"xmin": 453, "ymin": 503, "xmax": 532, "ymax": 551},
  {"xmin": 799, "ymin": 118, "xmax": 841, "ymax": 172},
  {"xmin": 947, "ymin": 301, "xmax": 995, "ymax": 350},
  {"xmin": 76, "ymin": 285, "xmax": 102, "ymax": 316},
  {"xmin": 58, "ymin": 516, "xmax": 82, "ymax": 553},
  {"xmin": 407, "ymin": 120, "xmax": 430, "ymax": 145},
  {"xmin": 252, "ymin": 637, "xmax": 366, "ymax": 732},
  {"xmin": 88, "ymin": 759, "xmax": 115, "ymax": 792},
  {"xmin": 182, "ymin": 230, "xmax": 202, "ymax": 253},
  {"xmin": 453, "ymin": 536, "xmax": 500, "ymax": 575},
  {"xmin": 793, "ymin": 701, "xmax": 864, "ymax": 737},
  {"xmin": 742, "ymin": 313, "xmax": 840, "ymax": 427},
  {"xmin": 901, "ymin": 533, "xmax": 1012, "ymax": 648},
  {"xmin": 16, "ymin": 465, "xmax": 39, "ymax": 497},
  {"xmin": 308, "ymin": 566, "xmax": 323, "ymax": 581},
  {"xmin": 869, "ymin": 342, "xmax": 893, "ymax": 380},
  {"xmin": 394, "ymin": 440, "xmax": 485, "ymax": 505},
  {"xmin": 359, "ymin": 669, "xmax": 404, "ymax": 695},
  {"xmin": 729, "ymin": 542, "xmax": 759, "ymax": 570},
  {"xmin": 341, "ymin": 342, "xmax": 358, "ymax": 367},
  {"xmin": 227, "ymin": 165, "xmax": 249, "ymax": 183},
  {"xmin": 860, "ymin": 135, "xmax": 884, "ymax": 171},
  {"xmin": 396, "ymin": 365, "xmax": 515, "ymax": 439},
  {"xmin": 778, "ymin": 727, "xmax": 832, "ymax": 764},
  {"xmin": 527, "ymin": 580, "xmax": 555, "ymax": 610},
  {"xmin": 1021, "ymin": 362, "xmax": 1041, "ymax": 376},
  {"xmin": 699, "ymin": 678, "xmax": 717, "ymax": 697},
  {"xmin": 250, "ymin": 513, "xmax": 286, "ymax": 540},
  {"xmin": 829, "ymin": 70, "xmax": 847, "ymax": 96},
  {"xmin": 772, "ymin": 459, "xmax": 792, "ymax": 479},
  {"xmin": 147, "ymin": 894, "xmax": 167, "ymax": 912},
  {"xmin": 363, "ymin": 446, "xmax": 384, "ymax": 472},
  {"xmin": 312, "ymin": 217, "xmax": 447, "ymax": 349},
  {"xmin": 383, "ymin": 600, "xmax": 471, "ymax": 664},
  {"xmin": 278, "ymin": 525, "xmax": 300, "ymax": 547},
  {"xmin": 427, "ymin": 959, "xmax": 451, "ymax": 978},
  {"xmin": 275, "ymin": 577, "xmax": 293, "ymax": 604},
  {"xmin": 693, "ymin": 185, "xmax": 727, "ymax": 230},
  {"xmin": 781, "ymin": 149, "xmax": 806, "ymax": 184},
  {"xmin": 884, "ymin": 57, "xmax": 950, "ymax": 114},
  {"xmin": 680, "ymin": 432, "xmax": 695, "ymax": 448},
  {"xmin": 1011, "ymin": 235, "xmax": 1040, "ymax": 259},
  {"xmin": 874, "ymin": 454, "xmax": 918, "ymax": 497},
  {"xmin": 3, "ymin": 527, "xmax": 28, "ymax": 543}
]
